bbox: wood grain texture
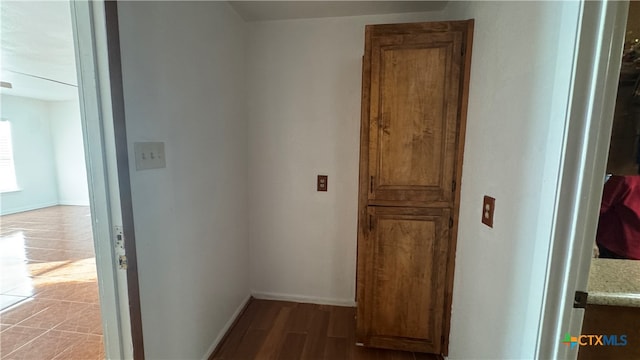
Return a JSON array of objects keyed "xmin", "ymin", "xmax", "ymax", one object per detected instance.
[
  {"xmin": 356, "ymin": 20, "xmax": 474, "ymax": 356},
  {"xmin": 211, "ymin": 299, "xmax": 442, "ymax": 360},
  {"xmin": 577, "ymin": 305, "xmax": 640, "ymax": 360},
  {"xmin": 256, "ymin": 306, "xmax": 292, "ymax": 359},
  {"xmin": 363, "ymin": 208, "xmax": 449, "ymax": 353},
  {"xmin": 441, "ymin": 19, "xmax": 474, "ymax": 356},
  {"xmin": 367, "ymin": 29, "xmax": 462, "ymax": 203}
]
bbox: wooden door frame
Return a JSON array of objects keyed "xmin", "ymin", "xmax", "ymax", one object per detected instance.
[
  {"xmin": 103, "ymin": 1, "xmax": 146, "ymax": 359},
  {"xmin": 441, "ymin": 19, "xmax": 474, "ymax": 356},
  {"xmin": 355, "ymin": 19, "xmax": 474, "ymax": 356}
]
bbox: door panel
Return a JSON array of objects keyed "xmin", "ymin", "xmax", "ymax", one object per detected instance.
[
  {"xmin": 356, "ymin": 20, "xmax": 473, "ymax": 355},
  {"xmin": 368, "ymin": 32, "xmax": 462, "ymax": 203},
  {"xmin": 363, "ymin": 207, "xmax": 450, "ymax": 353},
  {"xmin": 379, "ymin": 47, "xmax": 446, "ymax": 188}
]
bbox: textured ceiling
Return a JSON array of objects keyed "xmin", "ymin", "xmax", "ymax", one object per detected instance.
[
  {"xmin": 229, "ymin": 1, "xmax": 448, "ymax": 21},
  {"xmin": 1, "ymin": 1, "xmax": 78, "ymax": 101},
  {"xmin": 0, "ymin": 1, "xmax": 448, "ymax": 101}
]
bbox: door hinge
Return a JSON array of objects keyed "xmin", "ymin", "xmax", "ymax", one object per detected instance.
[
  {"xmin": 452, "ymin": 180, "xmax": 456, "ymax": 192},
  {"xmin": 449, "ymin": 217, "xmax": 454, "ymax": 228},
  {"xmin": 573, "ymin": 291, "xmax": 588, "ymax": 309},
  {"xmin": 461, "ymin": 46, "xmax": 465, "ymax": 57},
  {"xmin": 370, "ymin": 176, "xmax": 374, "ymax": 193}
]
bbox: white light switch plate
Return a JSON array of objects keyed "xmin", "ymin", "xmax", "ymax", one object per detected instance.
[{"xmin": 134, "ymin": 142, "xmax": 166, "ymax": 170}]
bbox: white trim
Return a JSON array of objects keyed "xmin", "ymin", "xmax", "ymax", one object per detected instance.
[
  {"xmin": 537, "ymin": 1, "xmax": 629, "ymax": 359},
  {"xmin": 0, "ymin": 202, "xmax": 58, "ymax": 216},
  {"xmin": 251, "ymin": 290, "xmax": 357, "ymax": 307},
  {"xmin": 0, "ymin": 188, "xmax": 22, "ymax": 194},
  {"xmin": 202, "ymin": 294, "xmax": 252, "ymax": 360},
  {"xmin": 57, "ymin": 200, "xmax": 91, "ymax": 206},
  {"xmin": 70, "ymin": 1, "xmax": 132, "ymax": 358}
]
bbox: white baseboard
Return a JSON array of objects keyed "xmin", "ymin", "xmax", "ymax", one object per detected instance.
[
  {"xmin": 251, "ymin": 290, "xmax": 356, "ymax": 307},
  {"xmin": 0, "ymin": 201, "xmax": 58, "ymax": 216},
  {"xmin": 58, "ymin": 200, "xmax": 90, "ymax": 206},
  {"xmin": 202, "ymin": 293, "xmax": 252, "ymax": 360}
]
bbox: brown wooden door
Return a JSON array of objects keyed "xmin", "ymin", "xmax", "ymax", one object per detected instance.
[
  {"xmin": 356, "ymin": 20, "xmax": 473, "ymax": 355},
  {"xmin": 367, "ymin": 28, "xmax": 462, "ymax": 205},
  {"xmin": 362, "ymin": 207, "xmax": 450, "ymax": 353}
]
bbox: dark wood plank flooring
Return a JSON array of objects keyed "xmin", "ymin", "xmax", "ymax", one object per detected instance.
[{"xmin": 211, "ymin": 298, "xmax": 441, "ymax": 360}]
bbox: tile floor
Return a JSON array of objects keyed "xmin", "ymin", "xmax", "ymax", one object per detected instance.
[{"xmin": 0, "ymin": 206, "xmax": 104, "ymax": 359}]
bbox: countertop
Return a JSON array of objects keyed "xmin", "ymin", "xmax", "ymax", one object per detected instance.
[{"xmin": 587, "ymin": 258, "xmax": 640, "ymax": 307}]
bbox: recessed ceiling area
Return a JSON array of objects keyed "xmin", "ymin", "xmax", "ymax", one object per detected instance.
[{"xmin": 229, "ymin": 1, "xmax": 448, "ymax": 21}]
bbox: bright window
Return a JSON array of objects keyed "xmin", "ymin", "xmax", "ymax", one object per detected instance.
[{"xmin": 0, "ymin": 121, "xmax": 18, "ymax": 192}]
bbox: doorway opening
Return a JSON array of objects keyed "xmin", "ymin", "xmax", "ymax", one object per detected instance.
[
  {"xmin": 0, "ymin": 2, "xmax": 103, "ymax": 359},
  {"xmin": 1, "ymin": 1, "xmax": 137, "ymax": 358},
  {"xmin": 579, "ymin": 2, "xmax": 640, "ymax": 359}
]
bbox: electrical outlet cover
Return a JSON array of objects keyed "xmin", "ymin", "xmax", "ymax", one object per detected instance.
[{"xmin": 482, "ymin": 195, "xmax": 495, "ymax": 228}]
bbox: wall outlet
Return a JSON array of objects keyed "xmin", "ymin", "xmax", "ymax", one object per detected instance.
[
  {"xmin": 482, "ymin": 195, "xmax": 495, "ymax": 228},
  {"xmin": 317, "ymin": 175, "xmax": 328, "ymax": 191},
  {"xmin": 134, "ymin": 142, "xmax": 166, "ymax": 171}
]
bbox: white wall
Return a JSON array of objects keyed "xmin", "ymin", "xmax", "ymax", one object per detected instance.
[
  {"xmin": 116, "ymin": 2, "xmax": 250, "ymax": 358},
  {"xmin": 114, "ymin": 2, "xmax": 582, "ymax": 358},
  {"xmin": 0, "ymin": 95, "xmax": 59, "ymax": 215},
  {"xmin": 441, "ymin": 2, "xmax": 580, "ymax": 359},
  {"xmin": 49, "ymin": 99, "xmax": 90, "ymax": 206},
  {"xmin": 247, "ymin": 11, "xmax": 445, "ymax": 305}
]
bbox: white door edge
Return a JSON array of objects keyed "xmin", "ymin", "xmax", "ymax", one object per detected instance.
[
  {"xmin": 70, "ymin": 1, "xmax": 134, "ymax": 358},
  {"xmin": 536, "ymin": 1, "xmax": 629, "ymax": 359}
]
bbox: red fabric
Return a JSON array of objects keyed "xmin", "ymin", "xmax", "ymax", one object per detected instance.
[{"xmin": 597, "ymin": 175, "xmax": 640, "ymax": 260}]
